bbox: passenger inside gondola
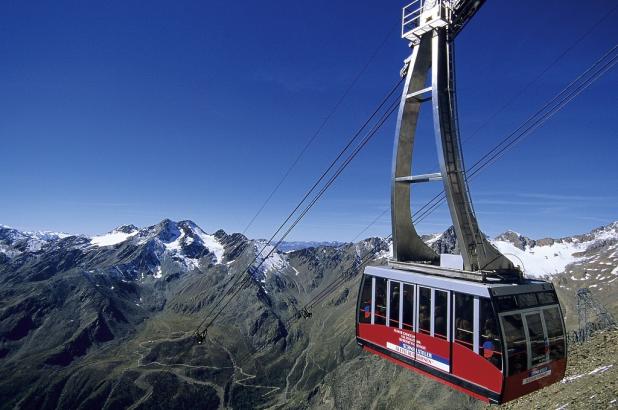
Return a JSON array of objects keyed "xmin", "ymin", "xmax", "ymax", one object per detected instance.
[
  {"xmin": 363, "ymin": 302, "xmax": 371, "ymax": 320},
  {"xmin": 480, "ymin": 300, "xmax": 503, "ymax": 370},
  {"xmin": 481, "ymin": 319, "xmax": 502, "ymax": 369}
]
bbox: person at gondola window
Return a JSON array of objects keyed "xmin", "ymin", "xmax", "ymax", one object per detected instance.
[
  {"xmin": 482, "ymin": 339, "xmax": 496, "ymax": 361},
  {"xmin": 481, "ymin": 318, "xmax": 502, "ymax": 369}
]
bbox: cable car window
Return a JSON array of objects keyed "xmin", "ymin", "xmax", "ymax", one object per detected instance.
[
  {"xmin": 454, "ymin": 293, "xmax": 473, "ymax": 350},
  {"xmin": 537, "ymin": 291, "xmax": 558, "ymax": 305},
  {"xmin": 501, "ymin": 313, "xmax": 528, "ymax": 375},
  {"xmin": 389, "ymin": 281, "xmax": 401, "ymax": 328},
  {"xmin": 480, "ymin": 298, "xmax": 502, "ymax": 370},
  {"xmin": 358, "ymin": 276, "xmax": 373, "ymax": 324},
  {"xmin": 543, "ymin": 306, "xmax": 566, "ymax": 360},
  {"xmin": 496, "ymin": 295, "xmax": 517, "ymax": 312},
  {"xmin": 434, "ymin": 290, "xmax": 447, "ymax": 340},
  {"xmin": 516, "ymin": 293, "xmax": 538, "ymax": 308},
  {"xmin": 525, "ymin": 312, "xmax": 549, "ymax": 367},
  {"xmin": 375, "ymin": 277, "xmax": 387, "ymax": 325},
  {"xmin": 418, "ymin": 287, "xmax": 431, "ymax": 334},
  {"xmin": 402, "ymin": 284, "xmax": 414, "ymax": 331},
  {"xmin": 497, "ymin": 291, "xmax": 557, "ymax": 313}
]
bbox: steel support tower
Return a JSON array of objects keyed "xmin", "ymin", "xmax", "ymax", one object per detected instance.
[
  {"xmin": 391, "ymin": 0, "xmax": 519, "ymax": 279},
  {"xmin": 576, "ymin": 287, "xmax": 616, "ymax": 342}
]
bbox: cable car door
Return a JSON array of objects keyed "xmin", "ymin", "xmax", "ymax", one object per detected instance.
[{"xmin": 522, "ymin": 311, "xmax": 549, "ymax": 368}]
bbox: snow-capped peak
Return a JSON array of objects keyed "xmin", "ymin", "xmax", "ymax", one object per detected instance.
[
  {"xmin": 0, "ymin": 224, "xmax": 73, "ymax": 255},
  {"xmin": 588, "ymin": 221, "xmax": 618, "ymax": 241},
  {"xmin": 88, "ymin": 219, "xmax": 226, "ymax": 266},
  {"xmin": 161, "ymin": 220, "xmax": 225, "ymax": 265},
  {"xmin": 114, "ymin": 224, "xmax": 139, "ymax": 234}
]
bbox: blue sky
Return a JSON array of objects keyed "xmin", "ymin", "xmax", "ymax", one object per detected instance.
[{"xmin": 0, "ymin": 0, "xmax": 616, "ymax": 241}]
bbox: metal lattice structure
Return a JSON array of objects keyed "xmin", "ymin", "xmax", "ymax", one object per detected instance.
[
  {"xmin": 391, "ymin": 0, "xmax": 519, "ymax": 280},
  {"xmin": 574, "ymin": 287, "xmax": 617, "ymax": 343}
]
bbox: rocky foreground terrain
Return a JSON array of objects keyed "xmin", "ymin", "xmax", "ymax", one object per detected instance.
[
  {"xmin": 0, "ymin": 219, "xmax": 616, "ymax": 409},
  {"xmin": 498, "ymin": 330, "xmax": 618, "ymax": 410}
]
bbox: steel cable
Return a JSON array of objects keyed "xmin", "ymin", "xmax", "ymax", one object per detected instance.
[{"xmin": 194, "ymin": 80, "xmax": 404, "ymax": 335}]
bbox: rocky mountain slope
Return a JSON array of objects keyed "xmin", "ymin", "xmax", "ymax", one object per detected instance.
[
  {"xmin": 498, "ymin": 329, "xmax": 618, "ymax": 410},
  {"xmin": 0, "ymin": 219, "xmax": 616, "ymax": 409}
]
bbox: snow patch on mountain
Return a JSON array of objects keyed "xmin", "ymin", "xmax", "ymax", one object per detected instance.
[
  {"xmin": 424, "ymin": 233, "xmax": 442, "ymax": 246},
  {"xmin": 375, "ymin": 240, "xmax": 394, "ymax": 260},
  {"xmin": 493, "ymin": 221, "xmax": 618, "ymax": 278},
  {"xmin": 493, "ymin": 240, "xmax": 586, "ymax": 277},
  {"xmin": 419, "ymin": 222, "xmax": 617, "ymax": 278},
  {"xmin": 254, "ymin": 241, "xmax": 288, "ymax": 275},
  {"xmin": 193, "ymin": 229, "xmax": 224, "ymax": 263},
  {"xmin": 164, "ymin": 232, "xmax": 185, "ymax": 251},
  {"xmin": 590, "ymin": 221, "xmax": 618, "ymax": 241},
  {"xmin": 91, "ymin": 230, "xmax": 138, "ymax": 247}
]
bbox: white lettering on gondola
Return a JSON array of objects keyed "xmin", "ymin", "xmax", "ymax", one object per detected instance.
[
  {"xmin": 385, "ymin": 330, "xmax": 450, "ymax": 372},
  {"xmin": 523, "ymin": 367, "xmax": 551, "ymax": 385}
]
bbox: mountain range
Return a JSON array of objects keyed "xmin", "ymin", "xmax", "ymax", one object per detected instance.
[{"xmin": 0, "ymin": 219, "xmax": 616, "ymax": 409}]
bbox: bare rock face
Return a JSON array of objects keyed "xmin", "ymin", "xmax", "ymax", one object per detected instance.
[
  {"xmin": 430, "ymin": 226, "xmax": 460, "ymax": 254},
  {"xmin": 494, "ymin": 230, "xmax": 536, "ymax": 250}
]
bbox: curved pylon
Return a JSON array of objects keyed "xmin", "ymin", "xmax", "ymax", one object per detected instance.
[{"xmin": 391, "ymin": 27, "xmax": 515, "ymax": 273}]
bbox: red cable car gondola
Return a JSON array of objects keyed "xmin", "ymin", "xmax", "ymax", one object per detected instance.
[
  {"xmin": 355, "ymin": 264, "xmax": 567, "ymax": 404},
  {"xmin": 355, "ymin": 0, "xmax": 567, "ymax": 403}
]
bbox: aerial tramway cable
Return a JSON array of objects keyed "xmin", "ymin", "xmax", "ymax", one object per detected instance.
[
  {"xmin": 241, "ymin": 25, "xmax": 397, "ymax": 236},
  {"xmin": 413, "ymin": 44, "xmax": 618, "ymax": 227},
  {"xmin": 198, "ymin": 98, "xmax": 402, "ymax": 332},
  {"xmin": 193, "ymin": 79, "xmax": 404, "ymax": 340},
  {"xmin": 460, "ymin": 1, "xmax": 618, "ymax": 146}
]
